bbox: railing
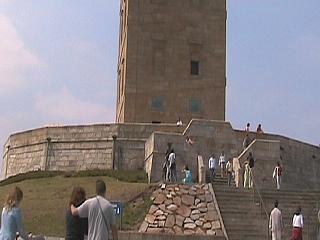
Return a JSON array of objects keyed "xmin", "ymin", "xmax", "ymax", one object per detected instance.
[{"xmin": 251, "ymin": 171, "xmax": 270, "ymax": 239}]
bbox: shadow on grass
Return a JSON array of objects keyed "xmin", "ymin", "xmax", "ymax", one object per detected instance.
[{"xmin": 0, "ymin": 169, "xmax": 148, "ymax": 186}]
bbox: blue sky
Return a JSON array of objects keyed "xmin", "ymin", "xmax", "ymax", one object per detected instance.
[{"xmin": 0, "ymin": 0, "xmax": 319, "ymax": 167}]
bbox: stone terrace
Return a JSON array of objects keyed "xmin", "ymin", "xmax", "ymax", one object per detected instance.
[{"xmin": 139, "ymin": 183, "xmax": 225, "ymax": 238}]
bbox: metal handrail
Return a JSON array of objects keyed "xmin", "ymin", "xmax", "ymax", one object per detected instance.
[{"xmin": 251, "ymin": 171, "xmax": 270, "ymax": 239}]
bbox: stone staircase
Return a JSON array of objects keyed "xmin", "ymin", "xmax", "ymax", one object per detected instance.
[
  {"xmin": 261, "ymin": 189, "xmax": 320, "ymax": 240},
  {"xmin": 211, "ymin": 172, "xmax": 320, "ymax": 240},
  {"xmin": 212, "ymin": 174, "xmax": 269, "ymax": 240}
]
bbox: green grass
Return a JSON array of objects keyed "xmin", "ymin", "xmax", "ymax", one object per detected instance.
[
  {"xmin": 0, "ymin": 172, "xmax": 151, "ymax": 237},
  {"xmin": 0, "ymin": 169, "xmax": 148, "ymax": 186}
]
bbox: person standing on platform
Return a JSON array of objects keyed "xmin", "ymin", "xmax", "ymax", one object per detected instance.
[
  {"xmin": 219, "ymin": 151, "xmax": 226, "ymax": 178},
  {"xmin": 208, "ymin": 154, "xmax": 217, "ymax": 182},
  {"xmin": 243, "ymin": 161, "xmax": 252, "ymax": 189},
  {"xmin": 226, "ymin": 159, "xmax": 233, "ymax": 186},
  {"xmin": 273, "ymin": 162, "xmax": 283, "ymax": 190},
  {"xmin": 269, "ymin": 200, "xmax": 283, "ymax": 240},
  {"xmin": 168, "ymin": 149, "xmax": 177, "ymax": 182}
]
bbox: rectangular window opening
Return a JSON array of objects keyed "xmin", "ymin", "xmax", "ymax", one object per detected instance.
[{"xmin": 191, "ymin": 61, "xmax": 199, "ymax": 75}]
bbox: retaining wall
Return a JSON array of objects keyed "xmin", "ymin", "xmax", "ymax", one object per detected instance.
[{"xmin": 2, "ymin": 123, "xmax": 183, "ymax": 179}]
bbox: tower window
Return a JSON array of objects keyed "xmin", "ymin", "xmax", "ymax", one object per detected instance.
[
  {"xmin": 151, "ymin": 97, "xmax": 164, "ymax": 111},
  {"xmin": 190, "ymin": 99, "xmax": 201, "ymax": 113},
  {"xmin": 191, "ymin": 61, "xmax": 199, "ymax": 75}
]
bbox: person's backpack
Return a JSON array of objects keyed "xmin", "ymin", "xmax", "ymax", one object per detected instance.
[{"xmin": 278, "ymin": 166, "xmax": 282, "ymax": 176}]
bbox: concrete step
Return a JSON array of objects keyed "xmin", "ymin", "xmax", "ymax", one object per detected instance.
[{"xmin": 213, "ymin": 184, "xmax": 320, "ymax": 240}]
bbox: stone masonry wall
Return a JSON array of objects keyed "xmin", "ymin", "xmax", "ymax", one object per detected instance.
[
  {"xmin": 2, "ymin": 119, "xmax": 320, "ymax": 189},
  {"xmin": 2, "ymin": 123, "xmax": 183, "ymax": 179},
  {"xmin": 146, "ymin": 119, "xmax": 320, "ymax": 190},
  {"xmin": 235, "ymin": 130, "xmax": 320, "ymax": 190},
  {"xmin": 139, "ymin": 183, "xmax": 225, "ymax": 238},
  {"xmin": 118, "ymin": 0, "xmax": 226, "ymax": 123},
  {"xmin": 145, "ymin": 120, "xmax": 239, "ymax": 182}
]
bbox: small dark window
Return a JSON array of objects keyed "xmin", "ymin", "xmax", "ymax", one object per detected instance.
[
  {"xmin": 191, "ymin": 61, "xmax": 199, "ymax": 75},
  {"xmin": 190, "ymin": 99, "xmax": 201, "ymax": 113},
  {"xmin": 151, "ymin": 97, "xmax": 164, "ymax": 111},
  {"xmin": 152, "ymin": 121, "xmax": 161, "ymax": 124}
]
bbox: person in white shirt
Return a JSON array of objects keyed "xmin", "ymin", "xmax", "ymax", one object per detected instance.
[
  {"xmin": 71, "ymin": 180, "xmax": 118, "ymax": 240},
  {"xmin": 168, "ymin": 149, "xmax": 176, "ymax": 182},
  {"xmin": 269, "ymin": 200, "xmax": 283, "ymax": 240},
  {"xmin": 219, "ymin": 151, "xmax": 226, "ymax": 178},
  {"xmin": 208, "ymin": 154, "xmax": 217, "ymax": 182},
  {"xmin": 272, "ymin": 162, "xmax": 283, "ymax": 190},
  {"xmin": 176, "ymin": 117, "xmax": 182, "ymax": 126},
  {"xmin": 290, "ymin": 206, "xmax": 303, "ymax": 240}
]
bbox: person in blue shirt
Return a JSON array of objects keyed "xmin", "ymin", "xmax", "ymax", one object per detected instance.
[
  {"xmin": 182, "ymin": 165, "xmax": 193, "ymax": 184},
  {"xmin": 0, "ymin": 186, "xmax": 29, "ymax": 240}
]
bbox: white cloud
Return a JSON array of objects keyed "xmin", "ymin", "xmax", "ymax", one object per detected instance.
[
  {"xmin": 0, "ymin": 14, "xmax": 41, "ymax": 94},
  {"xmin": 34, "ymin": 86, "xmax": 114, "ymax": 124}
]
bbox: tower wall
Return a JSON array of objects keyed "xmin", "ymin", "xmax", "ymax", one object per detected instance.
[{"xmin": 116, "ymin": 0, "xmax": 227, "ymax": 124}]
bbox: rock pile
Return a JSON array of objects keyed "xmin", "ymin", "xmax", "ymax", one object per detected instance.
[{"xmin": 139, "ymin": 183, "xmax": 224, "ymax": 236}]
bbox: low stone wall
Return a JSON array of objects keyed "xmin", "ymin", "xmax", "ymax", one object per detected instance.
[
  {"xmin": 45, "ymin": 232, "xmax": 225, "ymax": 240},
  {"xmin": 139, "ymin": 183, "xmax": 225, "ymax": 238},
  {"xmin": 235, "ymin": 130, "xmax": 320, "ymax": 190},
  {"xmin": 146, "ymin": 120, "xmax": 320, "ymax": 190},
  {"xmin": 237, "ymin": 139, "xmax": 281, "ymax": 189},
  {"xmin": 119, "ymin": 232, "xmax": 225, "ymax": 240},
  {"xmin": 2, "ymin": 119, "xmax": 320, "ymax": 191},
  {"xmin": 2, "ymin": 123, "xmax": 183, "ymax": 179}
]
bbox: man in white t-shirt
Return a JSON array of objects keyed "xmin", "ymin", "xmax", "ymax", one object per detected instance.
[
  {"xmin": 71, "ymin": 180, "xmax": 118, "ymax": 240},
  {"xmin": 168, "ymin": 149, "xmax": 176, "ymax": 182},
  {"xmin": 208, "ymin": 154, "xmax": 217, "ymax": 182}
]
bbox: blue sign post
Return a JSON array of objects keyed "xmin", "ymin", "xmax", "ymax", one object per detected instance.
[{"xmin": 111, "ymin": 201, "xmax": 123, "ymax": 229}]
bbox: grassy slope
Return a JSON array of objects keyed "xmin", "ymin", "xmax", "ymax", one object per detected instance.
[{"xmin": 0, "ymin": 175, "xmax": 151, "ymax": 237}]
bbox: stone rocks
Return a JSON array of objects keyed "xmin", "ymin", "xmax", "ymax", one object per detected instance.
[
  {"xmin": 149, "ymin": 205, "xmax": 158, "ymax": 214},
  {"xmin": 184, "ymin": 223, "xmax": 197, "ymax": 229},
  {"xmin": 173, "ymin": 225, "xmax": 183, "ymax": 234},
  {"xmin": 139, "ymin": 183, "xmax": 223, "ymax": 235},
  {"xmin": 155, "ymin": 209, "xmax": 164, "ymax": 216},
  {"xmin": 154, "ymin": 193, "xmax": 166, "ymax": 204},
  {"xmin": 167, "ymin": 204, "xmax": 178, "ymax": 212},
  {"xmin": 175, "ymin": 215, "xmax": 185, "ymax": 227},
  {"xmin": 139, "ymin": 221, "xmax": 148, "ymax": 232},
  {"xmin": 176, "ymin": 205, "xmax": 191, "ymax": 217},
  {"xmin": 211, "ymin": 220, "xmax": 221, "ymax": 229},
  {"xmin": 145, "ymin": 214, "xmax": 156, "ymax": 224},
  {"xmin": 173, "ymin": 196, "xmax": 182, "ymax": 206},
  {"xmin": 203, "ymin": 222, "xmax": 211, "ymax": 229},
  {"xmin": 195, "ymin": 220, "xmax": 203, "ymax": 226},
  {"xmin": 165, "ymin": 215, "xmax": 175, "ymax": 228},
  {"xmin": 182, "ymin": 195, "xmax": 195, "ymax": 206},
  {"xmin": 205, "ymin": 211, "xmax": 219, "ymax": 221},
  {"xmin": 190, "ymin": 214, "xmax": 200, "ymax": 221},
  {"xmin": 184, "ymin": 218, "xmax": 193, "ymax": 224}
]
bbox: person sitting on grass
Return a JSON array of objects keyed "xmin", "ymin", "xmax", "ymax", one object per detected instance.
[{"xmin": 182, "ymin": 165, "xmax": 193, "ymax": 184}]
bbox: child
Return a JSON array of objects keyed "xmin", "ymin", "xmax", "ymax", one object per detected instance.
[{"xmin": 182, "ymin": 165, "xmax": 193, "ymax": 184}]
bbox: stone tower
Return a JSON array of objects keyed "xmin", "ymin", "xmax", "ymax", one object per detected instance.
[{"xmin": 116, "ymin": 0, "xmax": 226, "ymax": 124}]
